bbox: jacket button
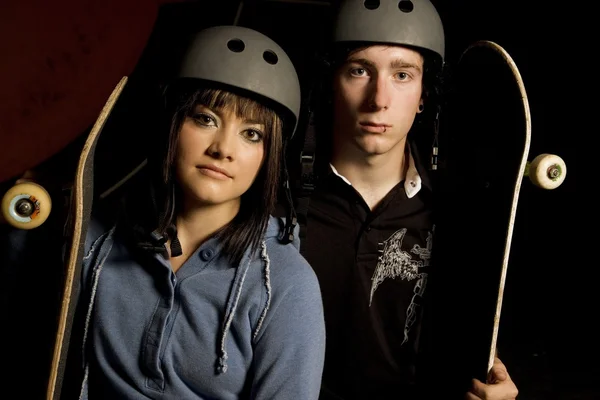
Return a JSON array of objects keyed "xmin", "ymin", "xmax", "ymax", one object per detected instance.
[{"xmin": 200, "ymin": 249, "xmax": 214, "ymax": 261}]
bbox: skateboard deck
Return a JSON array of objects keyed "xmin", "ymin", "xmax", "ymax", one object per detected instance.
[
  {"xmin": 0, "ymin": 76, "xmax": 128, "ymax": 398},
  {"xmin": 45, "ymin": 76, "xmax": 128, "ymax": 400},
  {"xmin": 459, "ymin": 41, "xmax": 533, "ymax": 376},
  {"xmin": 0, "ymin": 4, "xmax": 156, "ymax": 393},
  {"xmin": 421, "ymin": 40, "xmax": 566, "ymax": 394}
]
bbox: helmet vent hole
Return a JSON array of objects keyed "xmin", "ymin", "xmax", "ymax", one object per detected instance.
[
  {"xmin": 398, "ymin": 0, "xmax": 414, "ymax": 12},
  {"xmin": 227, "ymin": 39, "xmax": 245, "ymax": 53},
  {"xmin": 363, "ymin": 0, "xmax": 380, "ymax": 10},
  {"xmin": 263, "ymin": 50, "xmax": 278, "ymax": 65}
]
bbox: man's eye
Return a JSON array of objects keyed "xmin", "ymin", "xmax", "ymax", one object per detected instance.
[
  {"xmin": 350, "ymin": 68, "xmax": 366, "ymax": 76},
  {"xmin": 396, "ymin": 72, "xmax": 409, "ymax": 80}
]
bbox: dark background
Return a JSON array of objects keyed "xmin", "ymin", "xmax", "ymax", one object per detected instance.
[{"xmin": 1, "ymin": 0, "xmax": 586, "ymax": 398}]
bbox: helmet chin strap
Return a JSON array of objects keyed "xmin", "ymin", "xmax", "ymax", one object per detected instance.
[
  {"xmin": 430, "ymin": 107, "xmax": 440, "ymax": 171},
  {"xmin": 280, "ymin": 138, "xmax": 298, "ymax": 245}
]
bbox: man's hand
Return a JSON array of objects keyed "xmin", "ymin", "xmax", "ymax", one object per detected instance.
[{"xmin": 465, "ymin": 357, "xmax": 519, "ymax": 400}]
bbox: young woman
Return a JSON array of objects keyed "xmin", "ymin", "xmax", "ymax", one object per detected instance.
[{"xmin": 69, "ymin": 26, "xmax": 325, "ymax": 399}]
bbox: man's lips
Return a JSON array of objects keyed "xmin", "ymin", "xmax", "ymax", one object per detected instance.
[{"xmin": 359, "ymin": 121, "xmax": 392, "ymax": 133}]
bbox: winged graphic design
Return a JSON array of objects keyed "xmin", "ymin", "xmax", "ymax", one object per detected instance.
[{"xmin": 369, "ymin": 228, "xmax": 423, "ymax": 305}]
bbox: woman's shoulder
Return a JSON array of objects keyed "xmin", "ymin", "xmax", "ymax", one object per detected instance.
[
  {"xmin": 249, "ymin": 217, "xmax": 324, "ymax": 342},
  {"xmin": 262, "ymin": 216, "xmax": 320, "ymax": 291}
]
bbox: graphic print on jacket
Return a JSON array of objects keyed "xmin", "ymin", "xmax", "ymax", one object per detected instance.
[{"xmin": 370, "ymin": 227, "xmax": 434, "ymax": 345}]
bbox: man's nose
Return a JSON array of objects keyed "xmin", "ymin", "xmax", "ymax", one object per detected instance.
[{"xmin": 367, "ymin": 76, "xmax": 390, "ymax": 110}]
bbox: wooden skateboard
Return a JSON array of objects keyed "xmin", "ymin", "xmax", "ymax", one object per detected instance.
[
  {"xmin": 0, "ymin": 4, "xmax": 153, "ymax": 393},
  {"xmin": 45, "ymin": 76, "xmax": 128, "ymax": 400},
  {"xmin": 422, "ymin": 40, "xmax": 566, "ymax": 394},
  {"xmin": 0, "ymin": 76, "xmax": 128, "ymax": 399}
]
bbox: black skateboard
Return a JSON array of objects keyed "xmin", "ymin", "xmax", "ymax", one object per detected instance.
[{"xmin": 422, "ymin": 40, "xmax": 566, "ymax": 394}]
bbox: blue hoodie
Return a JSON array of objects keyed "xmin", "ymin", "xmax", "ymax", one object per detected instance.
[{"xmin": 75, "ymin": 215, "xmax": 325, "ymax": 399}]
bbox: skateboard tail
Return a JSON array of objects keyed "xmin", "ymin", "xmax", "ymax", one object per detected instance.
[{"xmin": 46, "ymin": 76, "xmax": 128, "ymax": 400}]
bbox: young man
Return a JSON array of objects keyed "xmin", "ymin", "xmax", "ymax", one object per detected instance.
[{"xmin": 289, "ymin": 0, "xmax": 520, "ymax": 399}]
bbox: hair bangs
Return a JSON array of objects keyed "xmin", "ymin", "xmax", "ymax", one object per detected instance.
[{"xmin": 195, "ymin": 88, "xmax": 278, "ymax": 136}]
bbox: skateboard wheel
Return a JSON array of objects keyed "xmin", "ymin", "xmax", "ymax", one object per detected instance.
[
  {"xmin": 527, "ymin": 153, "xmax": 567, "ymax": 189},
  {"xmin": 1, "ymin": 182, "xmax": 52, "ymax": 229}
]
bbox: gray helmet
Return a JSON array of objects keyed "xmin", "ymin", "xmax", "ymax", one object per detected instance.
[
  {"xmin": 333, "ymin": 0, "xmax": 445, "ymax": 63},
  {"xmin": 178, "ymin": 26, "xmax": 301, "ymax": 138}
]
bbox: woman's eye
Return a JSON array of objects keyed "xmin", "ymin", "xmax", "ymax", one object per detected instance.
[
  {"xmin": 396, "ymin": 72, "xmax": 409, "ymax": 80},
  {"xmin": 243, "ymin": 129, "xmax": 264, "ymax": 143},
  {"xmin": 193, "ymin": 113, "xmax": 216, "ymax": 126}
]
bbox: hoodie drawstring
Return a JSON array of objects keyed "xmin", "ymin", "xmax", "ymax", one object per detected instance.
[
  {"xmin": 216, "ymin": 240, "xmax": 272, "ymax": 374},
  {"xmin": 216, "ymin": 254, "xmax": 251, "ymax": 374},
  {"xmin": 253, "ymin": 241, "xmax": 272, "ymax": 340}
]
